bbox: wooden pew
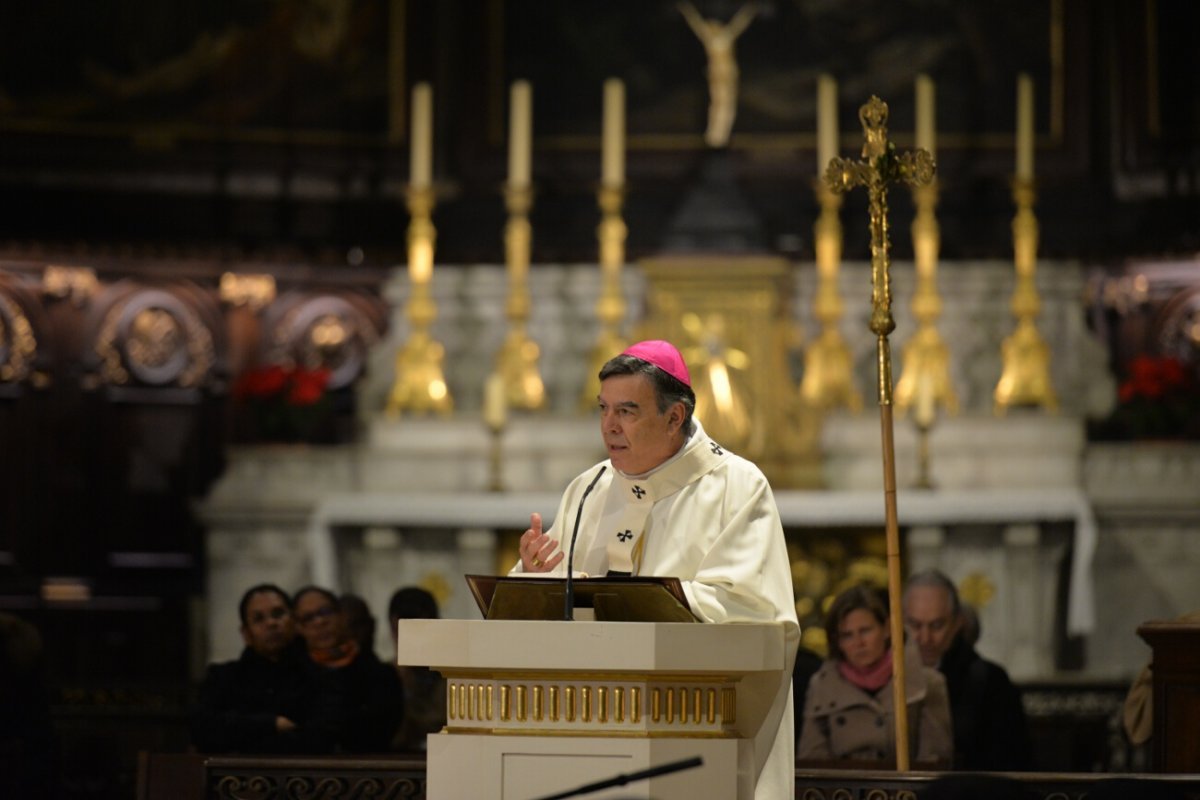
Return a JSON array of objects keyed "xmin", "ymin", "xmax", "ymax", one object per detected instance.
[
  {"xmin": 137, "ymin": 753, "xmax": 1200, "ymax": 800},
  {"xmin": 1139, "ymin": 621, "xmax": 1200, "ymax": 772}
]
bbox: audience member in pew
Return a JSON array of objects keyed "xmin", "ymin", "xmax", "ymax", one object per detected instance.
[
  {"xmin": 903, "ymin": 569, "xmax": 1033, "ymax": 771},
  {"xmin": 192, "ymin": 584, "xmax": 341, "ymax": 754},
  {"xmin": 388, "ymin": 586, "xmax": 447, "ymax": 752},
  {"xmin": 1121, "ymin": 608, "xmax": 1200, "ymax": 753},
  {"xmin": 339, "ymin": 592, "xmax": 378, "ymax": 653},
  {"xmin": 294, "ymin": 586, "xmax": 405, "ymax": 753},
  {"xmin": 798, "ymin": 584, "xmax": 953, "ymax": 766}
]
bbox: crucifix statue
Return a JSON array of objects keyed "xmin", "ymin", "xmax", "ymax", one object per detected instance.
[
  {"xmin": 823, "ymin": 95, "xmax": 935, "ymax": 772},
  {"xmin": 678, "ymin": 2, "xmax": 759, "ymax": 148}
]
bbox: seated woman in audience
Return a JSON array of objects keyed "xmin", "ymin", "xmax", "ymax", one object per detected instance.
[
  {"xmin": 797, "ymin": 584, "xmax": 953, "ymax": 767},
  {"xmin": 294, "ymin": 586, "xmax": 405, "ymax": 753}
]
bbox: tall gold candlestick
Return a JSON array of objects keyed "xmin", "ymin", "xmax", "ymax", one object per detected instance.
[
  {"xmin": 825, "ymin": 95, "xmax": 935, "ymax": 772},
  {"xmin": 802, "ymin": 74, "xmax": 860, "ymax": 412},
  {"xmin": 495, "ymin": 80, "xmax": 544, "ymax": 410},
  {"xmin": 385, "ymin": 82, "xmax": 452, "ymax": 417},
  {"xmin": 581, "ymin": 79, "xmax": 629, "ymax": 409},
  {"xmin": 896, "ymin": 75, "xmax": 957, "ymax": 435},
  {"xmin": 995, "ymin": 73, "xmax": 1056, "ymax": 413}
]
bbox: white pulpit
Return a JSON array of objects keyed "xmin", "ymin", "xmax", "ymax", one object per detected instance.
[{"xmin": 397, "ymin": 618, "xmax": 790, "ymax": 800}]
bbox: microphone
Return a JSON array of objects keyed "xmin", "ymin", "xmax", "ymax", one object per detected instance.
[
  {"xmin": 533, "ymin": 755, "xmax": 703, "ymax": 800},
  {"xmin": 564, "ymin": 465, "xmax": 607, "ymax": 621}
]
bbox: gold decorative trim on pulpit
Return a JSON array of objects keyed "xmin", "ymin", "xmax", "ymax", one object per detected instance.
[{"xmin": 443, "ymin": 675, "xmax": 736, "ymax": 738}]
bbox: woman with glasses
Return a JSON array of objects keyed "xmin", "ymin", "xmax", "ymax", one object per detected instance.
[{"xmin": 293, "ymin": 586, "xmax": 405, "ymax": 753}]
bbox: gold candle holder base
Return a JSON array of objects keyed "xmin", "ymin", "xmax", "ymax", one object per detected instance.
[
  {"xmin": 496, "ymin": 329, "xmax": 546, "ymax": 411},
  {"xmin": 387, "ymin": 332, "xmax": 452, "ymax": 417},
  {"xmin": 994, "ymin": 321, "xmax": 1058, "ymax": 413},
  {"xmin": 994, "ymin": 178, "xmax": 1058, "ymax": 414}
]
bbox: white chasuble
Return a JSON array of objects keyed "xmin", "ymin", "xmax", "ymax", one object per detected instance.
[{"xmin": 512, "ymin": 419, "xmax": 800, "ymax": 800}]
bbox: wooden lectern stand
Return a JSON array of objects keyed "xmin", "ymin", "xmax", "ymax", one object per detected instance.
[
  {"xmin": 1137, "ymin": 621, "xmax": 1200, "ymax": 772},
  {"xmin": 397, "ymin": 618, "xmax": 790, "ymax": 800}
]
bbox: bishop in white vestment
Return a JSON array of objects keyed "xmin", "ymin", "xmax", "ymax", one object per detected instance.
[{"xmin": 513, "ymin": 340, "xmax": 800, "ymax": 800}]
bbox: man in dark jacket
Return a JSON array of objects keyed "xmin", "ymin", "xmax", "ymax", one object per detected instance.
[
  {"xmin": 192, "ymin": 583, "xmax": 341, "ymax": 754},
  {"xmin": 903, "ymin": 569, "xmax": 1033, "ymax": 771}
]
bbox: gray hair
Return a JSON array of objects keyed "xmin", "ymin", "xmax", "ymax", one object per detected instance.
[{"xmin": 904, "ymin": 568, "xmax": 962, "ymax": 617}]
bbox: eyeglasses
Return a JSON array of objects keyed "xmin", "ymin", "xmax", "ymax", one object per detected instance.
[{"xmin": 297, "ymin": 605, "xmax": 338, "ymax": 625}]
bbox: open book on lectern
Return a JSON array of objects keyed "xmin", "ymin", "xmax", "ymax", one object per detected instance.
[{"xmin": 465, "ymin": 574, "xmax": 700, "ymax": 622}]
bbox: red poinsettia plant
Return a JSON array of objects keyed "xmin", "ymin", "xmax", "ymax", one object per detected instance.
[
  {"xmin": 232, "ymin": 364, "xmax": 333, "ymax": 443},
  {"xmin": 1092, "ymin": 355, "xmax": 1200, "ymax": 441}
]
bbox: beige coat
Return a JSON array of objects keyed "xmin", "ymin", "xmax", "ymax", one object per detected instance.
[{"xmin": 797, "ymin": 648, "xmax": 954, "ymax": 766}]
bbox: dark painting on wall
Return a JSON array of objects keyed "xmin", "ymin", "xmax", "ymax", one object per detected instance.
[
  {"xmin": 498, "ymin": 0, "xmax": 1061, "ymax": 151},
  {"xmin": 0, "ymin": 0, "xmax": 394, "ymax": 141},
  {"xmin": 1, "ymin": 0, "xmax": 1062, "ymax": 151}
]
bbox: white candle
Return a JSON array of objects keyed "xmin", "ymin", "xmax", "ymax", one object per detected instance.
[
  {"xmin": 410, "ymin": 83, "xmax": 432, "ymax": 188},
  {"xmin": 817, "ymin": 74, "xmax": 838, "ymax": 173},
  {"xmin": 483, "ymin": 372, "xmax": 507, "ymax": 431},
  {"xmin": 508, "ymin": 80, "xmax": 532, "ymax": 188},
  {"xmin": 915, "ymin": 371, "xmax": 936, "ymax": 427},
  {"xmin": 1016, "ymin": 73, "xmax": 1034, "ymax": 180},
  {"xmin": 602, "ymin": 78, "xmax": 625, "ymax": 186},
  {"xmin": 915, "ymin": 74, "xmax": 935, "ymax": 158}
]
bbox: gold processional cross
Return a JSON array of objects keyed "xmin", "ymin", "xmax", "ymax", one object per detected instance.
[{"xmin": 823, "ymin": 95, "xmax": 935, "ymax": 773}]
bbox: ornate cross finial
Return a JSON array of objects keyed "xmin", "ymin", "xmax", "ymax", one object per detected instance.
[{"xmin": 822, "ymin": 95, "xmax": 935, "ymax": 394}]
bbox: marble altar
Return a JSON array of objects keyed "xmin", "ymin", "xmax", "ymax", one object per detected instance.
[{"xmin": 196, "ymin": 261, "xmax": 1200, "ymax": 687}]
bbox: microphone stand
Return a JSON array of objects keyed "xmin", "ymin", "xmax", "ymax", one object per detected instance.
[
  {"xmin": 531, "ymin": 755, "xmax": 703, "ymax": 800},
  {"xmin": 564, "ymin": 465, "xmax": 607, "ymax": 621}
]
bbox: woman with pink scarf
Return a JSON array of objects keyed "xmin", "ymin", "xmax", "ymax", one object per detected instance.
[{"xmin": 797, "ymin": 584, "xmax": 953, "ymax": 767}]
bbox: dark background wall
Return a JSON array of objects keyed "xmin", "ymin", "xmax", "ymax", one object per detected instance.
[{"xmin": 0, "ymin": 1, "xmax": 1197, "ymax": 265}]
